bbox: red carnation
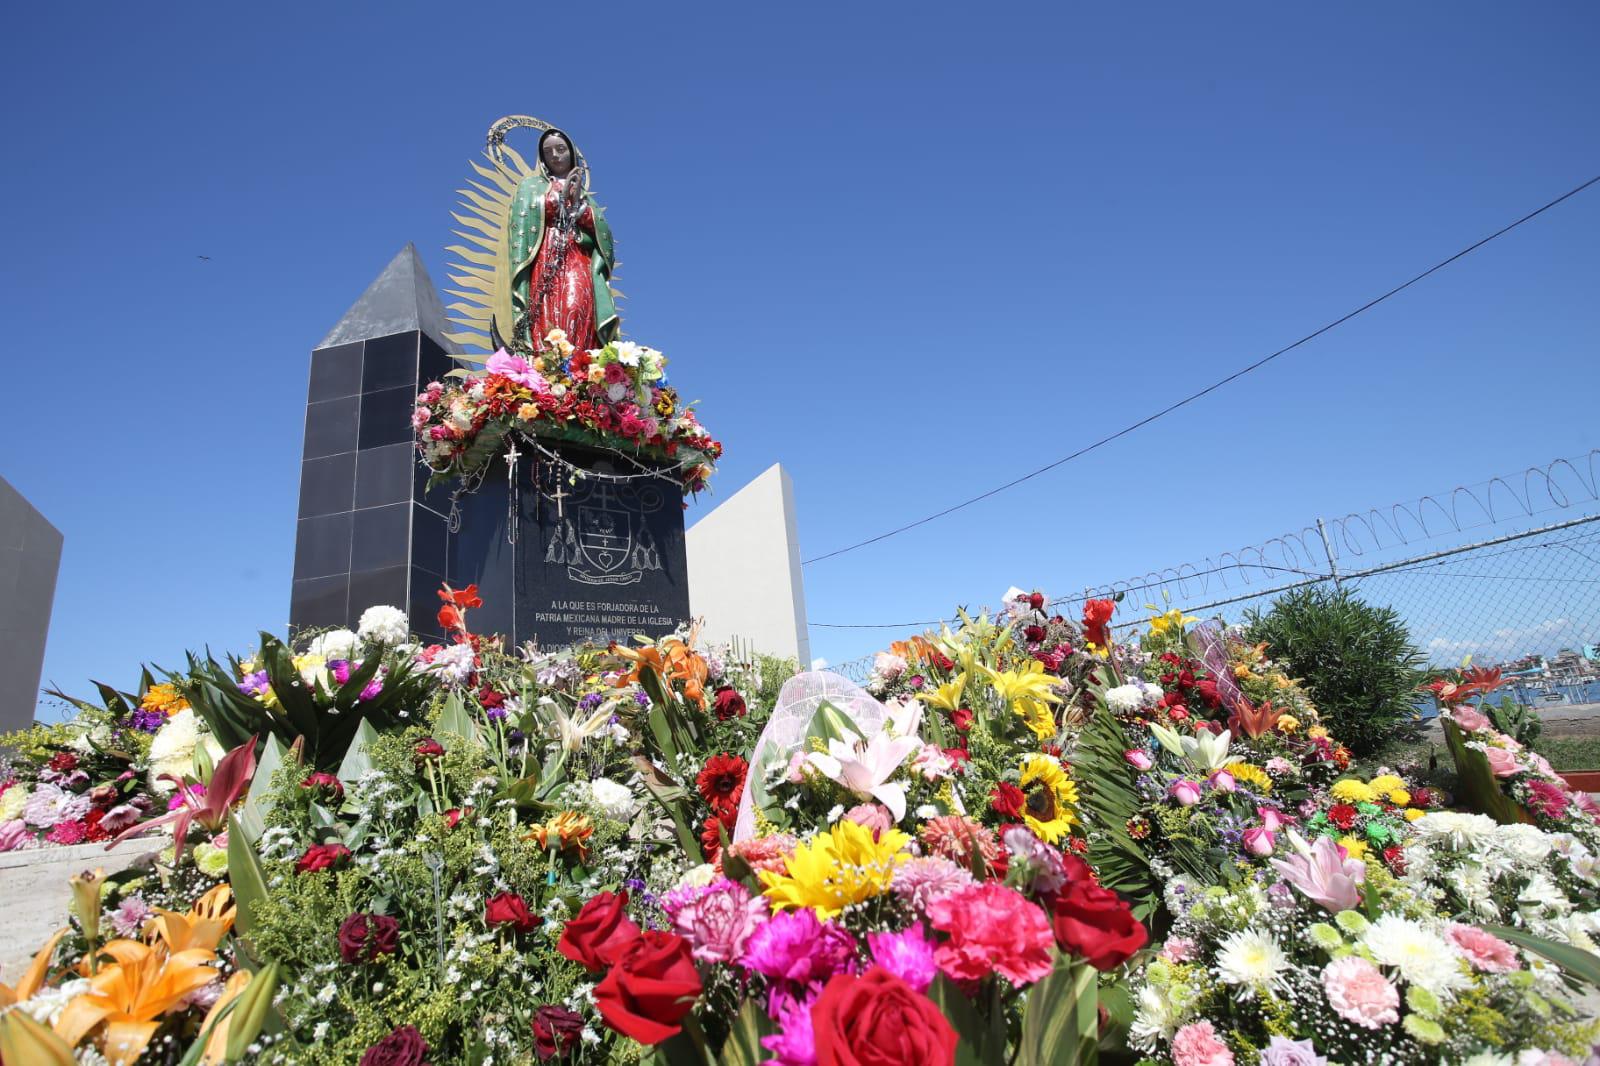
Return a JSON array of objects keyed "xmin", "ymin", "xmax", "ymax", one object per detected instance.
[
  {"xmin": 990, "ymin": 782, "xmax": 1025, "ymax": 819},
  {"xmin": 695, "ymin": 753, "xmax": 747, "ymax": 815},
  {"xmin": 296, "ymin": 842, "xmax": 353, "ymax": 874},
  {"xmin": 594, "ymin": 930, "xmax": 702, "ymax": 1045},
  {"xmin": 485, "ymin": 892, "xmax": 541, "ymax": 935},
  {"xmin": 558, "ymin": 891, "xmax": 641, "ymax": 973},
  {"xmin": 712, "ymin": 687, "xmax": 747, "ymax": 721},
  {"xmin": 1328, "ymin": 803, "xmax": 1359, "ymax": 830},
  {"xmin": 48, "ymin": 752, "xmax": 79, "ymax": 774}
]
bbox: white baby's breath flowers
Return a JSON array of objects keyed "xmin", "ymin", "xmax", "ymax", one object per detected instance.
[{"xmin": 357, "ymin": 605, "xmax": 409, "ymax": 646}]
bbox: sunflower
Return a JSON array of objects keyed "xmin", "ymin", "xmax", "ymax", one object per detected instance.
[
  {"xmin": 758, "ymin": 820, "xmax": 910, "ymax": 919},
  {"xmin": 1229, "ymin": 763, "xmax": 1273, "ymax": 793},
  {"xmin": 1018, "ymin": 754, "xmax": 1078, "ymax": 843}
]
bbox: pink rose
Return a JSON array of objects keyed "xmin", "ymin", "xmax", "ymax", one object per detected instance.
[
  {"xmin": 1258, "ymin": 807, "xmax": 1288, "ymax": 832},
  {"xmin": 843, "ymin": 804, "xmax": 893, "ymax": 837},
  {"xmin": 1483, "ymin": 746, "xmax": 1524, "ymax": 778},
  {"xmin": 1209, "ymin": 770, "xmax": 1237, "ymax": 794},
  {"xmin": 1452, "ymin": 706, "xmax": 1490, "ymax": 732},
  {"xmin": 1169, "ymin": 780, "xmax": 1202, "ymax": 807},
  {"xmin": 1124, "ymin": 750, "xmax": 1154, "ymax": 772},
  {"xmin": 1242, "ymin": 827, "xmax": 1276, "ymax": 857}
]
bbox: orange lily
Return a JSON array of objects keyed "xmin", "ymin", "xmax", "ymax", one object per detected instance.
[
  {"xmin": 889, "ymin": 635, "xmax": 941, "ymax": 665},
  {"xmin": 144, "ymin": 885, "xmax": 234, "ymax": 954},
  {"xmin": 0, "ymin": 926, "xmax": 68, "ymax": 1008},
  {"xmin": 56, "ymin": 940, "xmax": 219, "ymax": 1066},
  {"xmin": 1228, "ymin": 698, "xmax": 1284, "ymax": 738}
]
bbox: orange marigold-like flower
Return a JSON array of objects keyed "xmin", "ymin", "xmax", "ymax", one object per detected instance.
[
  {"xmin": 139, "ymin": 683, "xmax": 189, "ymax": 717},
  {"xmin": 527, "ymin": 811, "xmax": 595, "ymax": 861}
]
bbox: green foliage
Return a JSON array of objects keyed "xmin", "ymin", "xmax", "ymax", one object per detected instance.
[
  {"xmin": 1243, "ymin": 586, "xmax": 1427, "ymax": 756},
  {"xmin": 178, "ymin": 633, "xmax": 440, "ymax": 770},
  {"xmin": 1536, "ymin": 736, "xmax": 1600, "ymax": 771},
  {"xmin": 1485, "ymin": 694, "xmax": 1542, "ymax": 748}
]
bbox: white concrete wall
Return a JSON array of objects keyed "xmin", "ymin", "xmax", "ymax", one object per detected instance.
[
  {"xmin": 686, "ymin": 464, "xmax": 810, "ymax": 664},
  {"xmin": 0, "ymin": 838, "xmax": 164, "ymax": 980}
]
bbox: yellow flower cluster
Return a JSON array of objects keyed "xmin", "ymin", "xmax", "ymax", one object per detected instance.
[
  {"xmin": 1229, "ymin": 763, "xmax": 1273, "ymax": 793},
  {"xmin": 1329, "ymin": 779, "xmax": 1378, "ymax": 804},
  {"xmin": 759, "ymin": 820, "xmax": 910, "ymax": 919}
]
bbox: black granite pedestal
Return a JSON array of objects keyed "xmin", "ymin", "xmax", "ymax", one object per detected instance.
[{"xmin": 446, "ymin": 443, "xmax": 690, "ymax": 648}]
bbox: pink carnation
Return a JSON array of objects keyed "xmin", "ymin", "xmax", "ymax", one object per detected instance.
[
  {"xmin": 1447, "ymin": 923, "xmax": 1520, "ymax": 973},
  {"xmin": 866, "ymin": 923, "xmax": 939, "ymax": 993},
  {"xmin": 1321, "ymin": 956, "xmax": 1400, "ymax": 1029},
  {"xmin": 726, "ymin": 834, "xmax": 797, "ymax": 875},
  {"xmin": 669, "ymin": 879, "xmax": 768, "ymax": 964},
  {"xmin": 45, "ymin": 820, "xmax": 88, "ymax": 845},
  {"xmin": 890, "ymin": 855, "xmax": 974, "ymax": 913},
  {"xmin": 1171, "ymin": 1020, "xmax": 1235, "ymax": 1066},
  {"xmin": 926, "ymin": 882, "xmax": 1054, "ymax": 987}
]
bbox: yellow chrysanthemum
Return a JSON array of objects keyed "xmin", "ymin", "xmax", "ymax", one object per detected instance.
[
  {"xmin": 1404, "ymin": 808, "xmax": 1426, "ymax": 822},
  {"xmin": 1276, "ymin": 715, "xmax": 1301, "ymax": 734},
  {"xmin": 1229, "ymin": 763, "xmax": 1273, "ymax": 793},
  {"xmin": 1329, "ymin": 779, "xmax": 1377, "ymax": 804},
  {"xmin": 1233, "ymin": 664, "xmax": 1252, "ymax": 679},
  {"xmin": 759, "ymin": 820, "xmax": 910, "ymax": 919},
  {"xmin": 1337, "ymin": 836, "xmax": 1369, "ymax": 861},
  {"xmin": 1387, "ymin": 789, "xmax": 1412, "ymax": 807},
  {"xmin": 1307, "ymin": 726, "xmax": 1328, "ymax": 740},
  {"xmin": 1368, "ymin": 775, "xmax": 1405, "ymax": 794},
  {"xmin": 139, "ymin": 683, "xmax": 189, "ymax": 717},
  {"xmin": 1018, "ymin": 754, "xmax": 1079, "ymax": 843}
]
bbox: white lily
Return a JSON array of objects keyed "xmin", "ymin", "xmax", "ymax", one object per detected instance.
[
  {"xmin": 544, "ymin": 697, "xmax": 620, "ymax": 752},
  {"xmin": 1148, "ymin": 723, "xmax": 1240, "ymax": 771},
  {"xmin": 804, "ymin": 731, "xmax": 921, "ymax": 822},
  {"xmin": 884, "ymin": 697, "xmax": 924, "ymax": 740}
]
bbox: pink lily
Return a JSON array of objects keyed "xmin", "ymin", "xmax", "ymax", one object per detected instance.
[
  {"xmin": 805, "ymin": 731, "xmax": 921, "ymax": 822},
  {"xmin": 486, "ymin": 350, "xmax": 551, "ymax": 393},
  {"xmin": 109, "ymin": 737, "xmax": 258, "ymax": 862},
  {"xmin": 1270, "ymin": 830, "xmax": 1364, "ymax": 913}
]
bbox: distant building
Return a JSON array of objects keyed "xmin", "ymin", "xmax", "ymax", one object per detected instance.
[{"xmin": 0, "ymin": 477, "xmax": 63, "ymax": 731}]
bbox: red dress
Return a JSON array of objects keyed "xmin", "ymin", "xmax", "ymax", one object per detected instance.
[{"xmin": 527, "ymin": 180, "xmax": 599, "ymax": 352}]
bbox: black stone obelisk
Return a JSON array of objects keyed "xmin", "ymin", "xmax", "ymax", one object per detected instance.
[{"xmin": 289, "ymin": 244, "xmax": 457, "ymax": 642}]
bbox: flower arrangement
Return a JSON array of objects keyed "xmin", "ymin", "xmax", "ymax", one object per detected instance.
[{"xmin": 413, "ymin": 329, "xmax": 722, "ymax": 494}]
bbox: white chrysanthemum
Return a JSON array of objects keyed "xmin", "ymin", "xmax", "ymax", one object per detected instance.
[
  {"xmin": 614, "ymin": 341, "xmax": 642, "ymax": 367},
  {"xmin": 1411, "ymin": 811, "xmax": 1497, "ymax": 851},
  {"xmin": 1363, "ymin": 915, "xmax": 1467, "ymax": 998},
  {"xmin": 1214, "ymin": 928, "xmax": 1291, "ymax": 994},
  {"xmin": 675, "ymin": 864, "xmax": 718, "ymax": 891},
  {"xmin": 1518, "ymin": 872, "xmax": 1573, "ymax": 918},
  {"xmin": 427, "ymin": 644, "xmax": 477, "ymax": 685},
  {"xmin": 308, "ymin": 628, "xmax": 359, "ymax": 661},
  {"xmin": 588, "ymin": 778, "xmax": 636, "ymax": 821},
  {"xmin": 0, "ymin": 785, "xmax": 28, "ymax": 821},
  {"xmin": 1104, "ymin": 684, "xmax": 1146, "ymax": 714},
  {"xmin": 1493, "ymin": 823, "xmax": 1555, "ymax": 865},
  {"xmin": 15, "ymin": 977, "xmax": 89, "ymax": 1025},
  {"xmin": 358, "ymin": 605, "xmax": 409, "ymax": 646},
  {"xmin": 1128, "ymin": 985, "xmax": 1183, "ymax": 1050},
  {"xmin": 147, "ymin": 709, "xmax": 223, "ymax": 793}
]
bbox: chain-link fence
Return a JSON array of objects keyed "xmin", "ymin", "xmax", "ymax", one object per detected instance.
[{"xmin": 828, "ymin": 451, "xmax": 1600, "ymax": 694}]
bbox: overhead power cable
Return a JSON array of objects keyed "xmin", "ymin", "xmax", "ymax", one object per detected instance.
[{"xmin": 802, "ymin": 173, "xmax": 1600, "ymax": 566}]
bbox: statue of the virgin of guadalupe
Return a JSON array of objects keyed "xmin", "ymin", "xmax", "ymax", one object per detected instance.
[{"xmin": 441, "ymin": 118, "xmax": 621, "ymax": 358}]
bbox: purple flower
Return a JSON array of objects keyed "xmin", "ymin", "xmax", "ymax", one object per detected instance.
[
  {"xmin": 125, "ymin": 708, "xmax": 166, "ymax": 733},
  {"xmin": 329, "ymin": 660, "xmax": 354, "ymax": 685},
  {"xmin": 1260, "ymin": 1035, "xmax": 1329, "ymax": 1065},
  {"xmin": 1001, "ymin": 825, "xmax": 1068, "ymax": 895},
  {"xmin": 485, "ymin": 706, "xmax": 509, "ymax": 722},
  {"xmin": 22, "ymin": 783, "xmax": 90, "ymax": 828},
  {"xmin": 358, "ymin": 677, "xmax": 383, "ymax": 702},
  {"xmin": 238, "ymin": 671, "xmax": 270, "ymax": 697},
  {"xmin": 633, "ymin": 690, "xmax": 651, "ymax": 708},
  {"xmin": 110, "ymin": 895, "xmax": 153, "ymax": 938},
  {"xmin": 578, "ymin": 692, "xmax": 605, "ymax": 712},
  {"xmin": 506, "ymin": 729, "xmax": 526, "ymax": 749},
  {"xmin": 866, "ymin": 923, "xmax": 938, "ymax": 992}
]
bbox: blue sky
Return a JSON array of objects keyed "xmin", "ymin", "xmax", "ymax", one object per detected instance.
[{"xmin": 3, "ymin": 2, "xmax": 1597, "ymax": 716}]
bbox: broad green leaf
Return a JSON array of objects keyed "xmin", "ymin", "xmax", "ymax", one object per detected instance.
[
  {"xmin": 436, "ymin": 690, "xmax": 479, "ymax": 746},
  {"xmin": 337, "ymin": 719, "xmax": 382, "ymax": 784},
  {"xmin": 719, "ymin": 999, "xmax": 775, "ymax": 1066},
  {"xmin": 1483, "ymin": 924, "xmax": 1600, "ymax": 988},
  {"xmin": 929, "ymin": 974, "xmax": 1001, "ymax": 1066},
  {"xmin": 238, "ymin": 734, "xmax": 288, "ymax": 844},
  {"xmin": 1019, "ymin": 953, "xmax": 1099, "ymax": 1066},
  {"xmin": 227, "ymin": 814, "xmax": 270, "ymax": 941},
  {"xmin": 224, "ymin": 961, "xmax": 281, "ymax": 1060}
]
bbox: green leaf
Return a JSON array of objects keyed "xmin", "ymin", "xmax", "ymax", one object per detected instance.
[
  {"xmin": 237, "ymin": 734, "xmax": 288, "ymax": 844},
  {"xmin": 929, "ymin": 975, "xmax": 1002, "ymax": 1066},
  {"xmin": 436, "ymin": 690, "xmax": 479, "ymax": 746},
  {"xmin": 634, "ymin": 756, "xmax": 704, "ymax": 864},
  {"xmin": 224, "ymin": 960, "xmax": 281, "ymax": 1060},
  {"xmin": 719, "ymin": 999, "xmax": 775, "ymax": 1066},
  {"xmin": 1019, "ymin": 954, "xmax": 1099, "ymax": 1066},
  {"xmin": 337, "ymin": 719, "xmax": 382, "ymax": 783},
  {"xmin": 1482, "ymin": 924, "xmax": 1600, "ymax": 987},
  {"xmin": 227, "ymin": 814, "xmax": 270, "ymax": 942}
]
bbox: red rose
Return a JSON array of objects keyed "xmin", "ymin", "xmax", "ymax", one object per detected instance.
[
  {"xmin": 301, "ymin": 772, "xmax": 345, "ymax": 802},
  {"xmin": 1049, "ymin": 879, "xmax": 1148, "ymax": 971},
  {"xmin": 811, "ymin": 966, "xmax": 958, "ymax": 1066},
  {"xmin": 1028, "ymin": 591, "xmax": 1046, "ymax": 611},
  {"xmin": 359, "ymin": 1024, "xmax": 429, "ymax": 1066},
  {"xmin": 558, "ymin": 891, "xmax": 642, "ymax": 973},
  {"xmin": 990, "ymin": 782, "xmax": 1025, "ymax": 819},
  {"xmin": 949, "ymin": 708, "xmax": 973, "ymax": 732},
  {"xmin": 338, "ymin": 912, "xmax": 400, "ymax": 963},
  {"xmin": 443, "ymin": 807, "xmax": 467, "ymax": 829},
  {"xmin": 414, "ymin": 738, "xmax": 446, "ymax": 764},
  {"xmin": 532, "ymin": 1005, "xmax": 585, "ymax": 1060},
  {"xmin": 712, "ymin": 687, "xmax": 747, "ymax": 721},
  {"xmin": 296, "ymin": 843, "xmax": 353, "ymax": 874},
  {"xmin": 594, "ymin": 930, "xmax": 702, "ymax": 1045},
  {"xmin": 485, "ymin": 891, "xmax": 541, "ymax": 935},
  {"xmin": 1023, "ymin": 625, "xmax": 1048, "ymax": 644}
]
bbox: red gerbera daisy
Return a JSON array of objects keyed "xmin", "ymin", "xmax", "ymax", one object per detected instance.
[{"xmin": 696, "ymin": 753, "xmax": 748, "ymax": 815}]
